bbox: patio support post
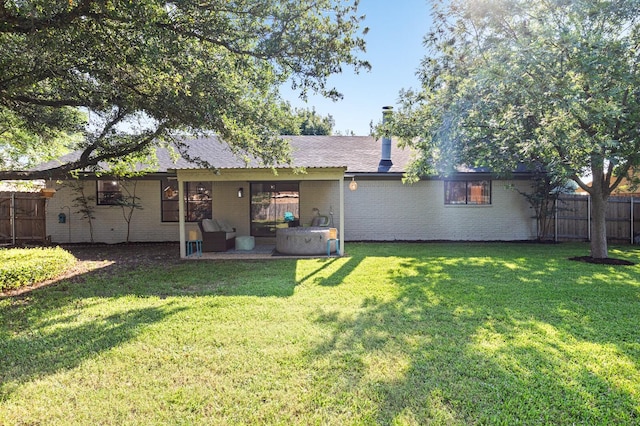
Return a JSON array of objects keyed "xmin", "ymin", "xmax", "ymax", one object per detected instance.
[
  {"xmin": 178, "ymin": 178, "xmax": 186, "ymax": 258},
  {"xmin": 339, "ymin": 175, "xmax": 345, "ymax": 255}
]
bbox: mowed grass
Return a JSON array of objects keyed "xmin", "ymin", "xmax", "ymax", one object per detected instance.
[{"xmin": 1, "ymin": 242, "xmax": 639, "ymax": 425}]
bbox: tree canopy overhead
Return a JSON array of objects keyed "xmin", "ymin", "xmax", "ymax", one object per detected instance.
[
  {"xmin": 279, "ymin": 107, "xmax": 335, "ymax": 135},
  {"xmin": 388, "ymin": 0, "xmax": 640, "ymax": 258},
  {"xmin": 0, "ymin": 0, "xmax": 369, "ymax": 178}
]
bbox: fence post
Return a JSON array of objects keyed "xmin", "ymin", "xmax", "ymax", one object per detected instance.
[
  {"xmin": 632, "ymin": 197, "xmax": 635, "ymax": 245},
  {"xmin": 10, "ymin": 192, "xmax": 16, "ymax": 246},
  {"xmin": 587, "ymin": 195, "xmax": 591, "ymax": 241},
  {"xmin": 554, "ymin": 198, "xmax": 558, "ymax": 242}
]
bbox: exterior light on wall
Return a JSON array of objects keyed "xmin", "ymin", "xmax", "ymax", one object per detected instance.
[
  {"xmin": 349, "ymin": 177, "xmax": 358, "ymax": 191},
  {"xmin": 237, "ymin": 187, "xmax": 244, "ymax": 198},
  {"xmin": 196, "ymin": 182, "xmax": 205, "ymax": 194}
]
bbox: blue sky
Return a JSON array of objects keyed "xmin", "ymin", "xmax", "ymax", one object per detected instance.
[{"xmin": 282, "ymin": 1, "xmax": 432, "ymax": 135}]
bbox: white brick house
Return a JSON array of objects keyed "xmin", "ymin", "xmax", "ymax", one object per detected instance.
[{"xmin": 38, "ymin": 135, "xmax": 537, "ymax": 256}]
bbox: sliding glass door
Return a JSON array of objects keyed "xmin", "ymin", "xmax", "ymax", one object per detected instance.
[{"xmin": 250, "ymin": 182, "xmax": 299, "ymax": 237}]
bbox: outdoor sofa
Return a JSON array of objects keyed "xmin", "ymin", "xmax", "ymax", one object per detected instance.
[{"xmin": 198, "ymin": 219, "xmax": 236, "ymax": 252}]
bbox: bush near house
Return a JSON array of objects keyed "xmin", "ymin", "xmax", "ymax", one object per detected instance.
[{"xmin": 0, "ymin": 247, "xmax": 76, "ymax": 292}]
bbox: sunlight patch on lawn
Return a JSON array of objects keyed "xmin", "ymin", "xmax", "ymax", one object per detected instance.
[
  {"xmin": 471, "ymin": 318, "xmax": 640, "ymax": 409},
  {"xmin": 390, "ymin": 388, "xmax": 459, "ymax": 425},
  {"xmin": 452, "ymin": 305, "xmax": 475, "ymax": 317},
  {"xmin": 363, "ymin": 351, "xmax": 411, "ymax": 383}
]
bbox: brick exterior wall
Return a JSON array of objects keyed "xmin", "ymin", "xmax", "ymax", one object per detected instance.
[
  {"xmin": 47, "ymin": 180, "xmax": 183, "ymax": 244},
  {"xmin": 46, "ymin": 178, "xmax": 535, "ymax": 243},
  {"xmin": 344, "ymin": 179, "xmax": 536, "ymax": 241}
]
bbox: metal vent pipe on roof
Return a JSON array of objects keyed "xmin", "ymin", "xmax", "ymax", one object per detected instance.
[{"xmin": 378, "ymin": 106, "xmax": 393, "ymax": 172}]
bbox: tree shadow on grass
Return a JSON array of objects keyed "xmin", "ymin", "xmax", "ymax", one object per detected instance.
[
  {"xmin": 296, "ymin": 255, "xmax": 365, "ymax": 287},
  {"xmin": 126, "ymin": 259, "xmax": 302, "ymax": 298},
  {"xmin": 0, "ymin": 243, "xmax": 308, "ymax": 409},
  {"xmin": 93, "ymin": 254, "xmax": 365, "ymax": 299},
  {"xmin": 305, "ymin": 247, "xmax": 640, "ymax": 424},
  {"xmin": 3, "ymin": 243, "xmax": 365, "ymax": 300},
  {"xmin": 2, "ymin": 243, "xmax": 304, "ymax": 299},
  {"xmin": 0, "ymin": 300, "xmax": 185, "ymax": 400}
]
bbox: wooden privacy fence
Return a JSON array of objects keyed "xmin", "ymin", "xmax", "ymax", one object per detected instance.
[
  {"xmin": 0, "ymin": 192, "xmax": 47, "ymax": 244},
  {"xmin": 550, "ymin": 194, "xmax": 640, "ymax": 243}
]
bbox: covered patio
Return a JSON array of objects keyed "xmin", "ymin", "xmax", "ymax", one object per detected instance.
[
  {"xmin": 182, "ymin": 240, "xmax": 345, "ymax": 260},
  {"xmin": 174, "ymin": 167, "xmax": 347, "ymax": 259}
]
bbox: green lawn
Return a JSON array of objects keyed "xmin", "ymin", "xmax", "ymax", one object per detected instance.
[{"xmin": 1, "ymin": 242, "xmax": 639, "ymax": 425}]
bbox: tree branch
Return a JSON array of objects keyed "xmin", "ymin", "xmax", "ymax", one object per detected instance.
[
  {"xmin": 8, "ymin": 95, "xmax": 92, "ymax": 108},
  {"xmin": 0, "ymin": 0, "xmax": 95, "ymax": 33},
  {"xmin": 0, "ymin": 122, "xmax": 169, "ymax": 180}
]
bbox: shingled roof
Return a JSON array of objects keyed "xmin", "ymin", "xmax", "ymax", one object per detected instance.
[
  {"xmin": 174, "ymin": 136, "xmax": 412, "ymax": 173},
  {"xmin": 35, "ymin": 135, "xmax": 414, "ymax": 175}
]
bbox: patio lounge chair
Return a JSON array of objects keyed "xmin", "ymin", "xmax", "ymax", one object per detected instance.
[{"xmin": 198, "ymin": 219, "xmax": 236, "ymax": 252}]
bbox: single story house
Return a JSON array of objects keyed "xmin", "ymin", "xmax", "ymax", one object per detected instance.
[{"xmin": 36, "ymin": 134, "xmax": 537, "ymax": 257}]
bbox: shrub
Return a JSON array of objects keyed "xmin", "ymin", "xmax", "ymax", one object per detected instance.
[{"xmin": 0, "ymin": 246, "xmax": 76, "ymax": 292}]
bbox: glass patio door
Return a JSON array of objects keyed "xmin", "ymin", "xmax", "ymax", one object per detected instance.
[{"xmin": 250, "ymin": 182, "xmax": 299, "ymax": 237}]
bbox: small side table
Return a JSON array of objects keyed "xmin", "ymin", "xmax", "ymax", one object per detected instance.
[
  {"xmin": 186, "ymin": 240, "xmax": 202, "ymax": 257},
  {"xmin": 327, "ymin": 238, "xmax": 340, "ymax": 257}
]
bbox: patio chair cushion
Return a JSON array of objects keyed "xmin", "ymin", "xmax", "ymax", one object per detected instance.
[
  {"xmin": 202, "ymin": 218, "xmax": 220, "ymax": 232},
  {"xmin": 218, "ymin": 220, "xmax": 234, "ymax": 233}
]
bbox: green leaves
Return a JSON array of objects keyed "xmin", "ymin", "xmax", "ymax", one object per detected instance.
[
  {"xmin": 392, "ymin": 0, "xmax": 640, "ymax": 181},
  {"xmin": 0, "ymin": 0, "xmax": 368, "ymax": 178},
  {"xmin": 280, "ymin": 107, "xmax": 335, "ymax": 135},
  {"xmin": 388, "ymin": 0, "xmax": 640, "ymax": 257}
]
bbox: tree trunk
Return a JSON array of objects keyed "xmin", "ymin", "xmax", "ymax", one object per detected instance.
[
  {"xmin": 589, "ymin": 156, "xmax": 609, "ymax": 259},
  {"xmin": 590, "ymin": 193, "xmax": 608, "ymax": 259}
]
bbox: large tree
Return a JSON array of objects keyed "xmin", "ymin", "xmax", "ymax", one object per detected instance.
[
  {"xmin": 0, "ymin": 0, "xmax": 368, "ymax": 179},
  {"xmin": 388, "ymin": 0, "xmax": 640, "ymax": 259},
  {"xmin": 279, "ymin": 107, "xmax": 335, "ymax": 135}
]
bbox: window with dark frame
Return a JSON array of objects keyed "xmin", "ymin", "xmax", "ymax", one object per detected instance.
[
  {"xmin": 444, "ymin": 180, "xmax": 491, "ymax": 205},
  {"xmin": 250, "ymin": 182, "xmax": 300, "ymax": 237},
  {"xmin": 97, "ymin": 180, "xmax": 123, "ymax": 205},
  {"xmin": 161, "ymin": 178, "xmax": 212, "ymax": 222},
  {"xmin": 161, "ymin": 178, "xmax": 180, "ymax": 222}
]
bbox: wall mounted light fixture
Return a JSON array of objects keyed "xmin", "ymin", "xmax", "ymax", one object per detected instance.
[
  {"xmin": 237, "ymin": 187, "xmax": 244, "ymax": 198},
  {"xmin": 349, "ymin": 176, "xmax": 358, "ymax": 191}
]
